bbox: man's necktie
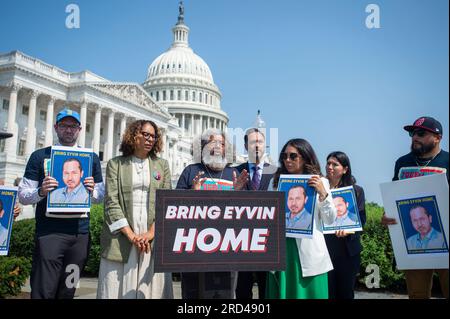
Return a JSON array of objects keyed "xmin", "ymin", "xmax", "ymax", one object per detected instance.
[{"xmin": 251, "ymin": 166, "xmax": 261, "ymax": 190}]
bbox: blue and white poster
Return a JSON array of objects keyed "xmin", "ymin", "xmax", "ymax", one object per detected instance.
[
  {"xmin": 47, "ymin": 145, "xmax": 93, "ymax": 215},
  {"xmin": 322, "ymin": 186, "xmax": 363, "ymax": 234},
  {"xmin": 0, "ymin": 186, "xmax": 18, "ymax": 256},
  {"xmin": 277, "ymin": 174, "xmax": 317, "ymax": 239},
  {"xmin": 381, "ymin": 173, "xmax": 449, "ymax": 270},
  {"xmin": 396, "ymin": 196, "xmax": 448, "ymax": 255}
]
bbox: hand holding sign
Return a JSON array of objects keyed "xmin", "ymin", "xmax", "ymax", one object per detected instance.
[
  {"xmin": 40, "ymin": 175, "xmax": 59, "ymax": 196},
  {"xmin": 83, "ymin": 176, "xmax": 95, "ymax": 193},
  {"xmin": 307, "ymin": 175, "xmax": 327, "ymax": 201}
]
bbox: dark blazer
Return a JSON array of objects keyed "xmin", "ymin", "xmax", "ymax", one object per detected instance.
[
  {"xmin": 325, "ymin": 184, "xmax": 366, "ymax": 257},
  {"xmin": 235, "ymin": 161, "xmax": 276, "ymax": 299},
  {"xmin": 234, "ymin": 162, "xmax": 276, "ymax": 191}
]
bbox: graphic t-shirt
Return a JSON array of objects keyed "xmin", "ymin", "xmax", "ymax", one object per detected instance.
[{"xmin": 393, "ymin": 150, "xmax": 449, "ymax": 181}]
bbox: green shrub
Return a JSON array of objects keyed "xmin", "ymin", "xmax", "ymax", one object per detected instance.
[
  {"xmin": 359, "ymin": 202, "xmax": 405, "ymax": 290},
  {"xmin": 84, "ymin": 204, "xmax": 104, "ymax": 276},
  {"xmin": 9, "ymin": 218, "xmax": 35, "ymax": 259},
  {"xmin": 0, "ymin": 256, "xmax": 31, "ymax": 298},
  {"xmin": 6, "ymin": 206, "xmax": 104, "ymax": 278},
  {"xmin": 0, "ymin": 218, "xmax": 36, "ymax": 298}
]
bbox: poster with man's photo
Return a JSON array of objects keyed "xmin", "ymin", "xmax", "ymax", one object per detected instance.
[
  {"xmin": 396, "ymin": 196, "xmax": 448, "ymax": 255},
  {"xmin": 277, "ymin": 174, "xmax": 317, "ymax": 239},
  {"xmin": 47, "ymin": 145, "xmax": 93, "ymax": 215},
  {"xmin": 380, "ymin": 173, "xmax": 449, "ymax": 270},
  {"xmin": 322, "ymin": 186, "xmax": 363, "ymax": 234},
  {"xmin": 0, "ymin": 186, "xmax": 18, "ymax": 256}
]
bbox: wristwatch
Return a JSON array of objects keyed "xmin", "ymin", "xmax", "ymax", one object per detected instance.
[{"xmin": 38, "ymin": 187, "xmax": 44, "ymax": 197}]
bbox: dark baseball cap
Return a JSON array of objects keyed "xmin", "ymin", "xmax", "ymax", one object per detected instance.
[
  {"xmin": 0, "ymin": 132, "xmax": 13, "ymax": 140},
  {"xmin": 56, "ymin": 109, "xmax": 81, "ymax": 124},
  {"xmin": 403, "ymin": 116, "xmax": 443, "ymax": 136}
]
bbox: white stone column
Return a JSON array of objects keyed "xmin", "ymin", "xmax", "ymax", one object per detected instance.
[
  {"xmin": 93, "ymin": 105, "xmax": 102, "ymax": 155},
  {"xmin": 161, "ymin": 129, "xmax": 168, "ymax": 160},
  {"xmin": 172, "ymin": 139, "xmax": 178, "ymax": 173},
  {"xmin": 79, "ymin": 100, "xmax": 88, "ymax": 147},
  {"xmin": 117, "ymin": 113, "xmax": 127, "ymax": 155},
  {"xmin": 106, "ymin": 109, "xmax": 115, "ymax": 161},
  {"xmin": 5, "ymin": 84, "xmax": 21, "ymax": 156},
  {"xmin": 190, "ymin": 115, "xmax": 194, "ymax": 136},
  {"xmin": 182, "ymin": 113, "xmax": 186, "ymax": 136},
  {"xmin": 44, "ymin": 96, "xmax": 55, "ymax": 147},
  {"xmin": 200, "ymin": 115, "xmax": 204, "ymax": 134},
  {"xmin": 25, "ymin": 90, "xmax": 39, "ymax": 159}
]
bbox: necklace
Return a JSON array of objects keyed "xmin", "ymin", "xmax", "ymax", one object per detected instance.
[
  {"xmin": 203, "ymin": 164, "xmax": 225, "ymax": 187},
  {"xmin": 134, "ymin": 156, "xmax": 145, "ymax": 175},
  {"xmin": 415, "ymin": 153, "xmax": 438, "ymax": 169}
]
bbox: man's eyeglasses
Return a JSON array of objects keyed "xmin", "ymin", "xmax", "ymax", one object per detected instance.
[
  {"xmin": 280, "ymin": 152, "xmax": 300, "ymax": 161},
  {"xmin": 58, "ymin": 124, "xmax": 80, "ymax": 130},
  {"xmin": 409, "ymin": 129, "xmax": 427, "ymax": 138},
  {"xmin": 208, "ymin": 140, "xmax": 225, "ymax": 147},
  {"xmin": 140, "ymin": 131, "xmax": 157, "ymax": 140}
]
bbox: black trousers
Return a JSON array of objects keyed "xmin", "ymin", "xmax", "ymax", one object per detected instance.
[
  {"xmin": 181, "ymin": 272, "xmax": 237, "ymax": 299},
  {"xmin": 236, "ymin": 271, "xmax": 267, "ymax": 299},
  {"xmin": 30, "ymin": 233, "xmax": 90, "ymax": 299},
  {"xmin": 328, "ymin": 253, "xmax": 361, "ymax": 299}
]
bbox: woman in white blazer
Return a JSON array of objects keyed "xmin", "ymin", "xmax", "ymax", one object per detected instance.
[{"xmin": 266, "ymin": 138, "xmax": 337, "ymax": 299}]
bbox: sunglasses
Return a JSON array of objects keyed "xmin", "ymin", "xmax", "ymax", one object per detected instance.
[
  {"xmin": 280, "ymin": 152, "xmax": 300, "ymax": 161},
  {"xmin": 409, "ymin": 129, "xmax": 427, "ymax": 138}
]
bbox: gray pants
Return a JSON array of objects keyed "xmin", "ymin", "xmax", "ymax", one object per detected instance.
[{"xmin": 30, "ymin": 233, "xmax": 90, "ymax": 299}]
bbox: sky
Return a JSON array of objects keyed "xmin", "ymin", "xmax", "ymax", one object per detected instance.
[{"xmin": 1, "ymin": 0, "xmax": 448, "ymax": 205}]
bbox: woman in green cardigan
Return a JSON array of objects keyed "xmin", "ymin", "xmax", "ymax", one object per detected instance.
[{"xmin": 97, "ymin": 120, "xmax": 173, "ymax": 299}]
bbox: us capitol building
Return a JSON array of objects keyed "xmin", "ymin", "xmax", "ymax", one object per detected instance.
[{"xmin": 0, "ymin": 4, "xmax": 229, "ymax": 205}]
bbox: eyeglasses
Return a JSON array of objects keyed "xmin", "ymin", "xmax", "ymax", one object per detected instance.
[
  {"xmin": 208, "ymin": 140, "xmax": 225, "ymax": 147},
  {"xmin": 409, "ymin": 129, "xmax": 427, "ymax": 138},
  {"xmin": 58, "ymin": 124, "xmax": 80, "ymax": 130},
  {"xmin": 280, "ymin": 152, "xmax": 300, "ymax": 161},
  {"xmin": 140, "ymin": 131, "xmax": 157, "ymax": 141}
]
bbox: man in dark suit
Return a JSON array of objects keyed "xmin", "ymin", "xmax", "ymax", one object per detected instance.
[{"xmin": 235, "ymin": 128, "xmax": 276, "ymax": 299}]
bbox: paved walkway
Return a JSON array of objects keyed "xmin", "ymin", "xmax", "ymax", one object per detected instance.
[{"xmin": 20, "ymin": 277, "xmax": 414, "ymax": 299}]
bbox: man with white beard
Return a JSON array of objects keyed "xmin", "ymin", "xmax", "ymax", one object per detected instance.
[{"xmin": 176, "ymin": 129, "xmax": 249, "ymax": 299}]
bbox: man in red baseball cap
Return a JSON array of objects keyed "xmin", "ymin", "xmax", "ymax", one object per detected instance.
[{"xmin": 382, "ymin": 116, "xmax": 448, "ymax": 299}]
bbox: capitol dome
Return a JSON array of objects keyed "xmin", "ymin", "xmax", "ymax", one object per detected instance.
[
  {"xmin": 142, "ymin": 2, "xmax": 228, "ymax": 141},
  {"xmin": 146, "ymin": 42, "xmax": 214, "ymax": 84}
]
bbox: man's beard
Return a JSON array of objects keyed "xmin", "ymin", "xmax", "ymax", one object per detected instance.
[
  {"xmin": 203, "ymin": 153, "xmax": 228, "ymax": 171},
  {"xmin": 411, "ymin": 140, "xmax": 436, "ymax": 157}
]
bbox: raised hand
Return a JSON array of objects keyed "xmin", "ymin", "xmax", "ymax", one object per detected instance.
[
  {"xmin": 192, "ymin": 171, "xmax": 207, "ymax": 190},
  {"xmin": 233, "ymin": 169, "xmax": 249, "ymax": 191}
]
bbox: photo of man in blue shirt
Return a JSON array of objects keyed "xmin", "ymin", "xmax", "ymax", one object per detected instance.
[
  {"xmin": 331, "ymin": 196, "xmax": 358, "ymax": 227},
  {"xmin": 0, "ymin": 199, "xmax": 8, "ymax": 247},
  {"xmin": 286, "ymin": 185, "xmax": 312, "ymax": 230},
  {"xmin": 50, "ymin": 158, "xmax": 89, "ymax": 204},
  {"xmin": 406, "ymin": 205, "xmax": 447, "ymax": 251}
]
